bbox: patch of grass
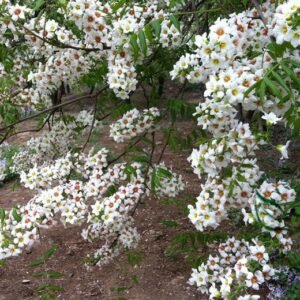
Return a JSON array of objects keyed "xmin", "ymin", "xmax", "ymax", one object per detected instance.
[
  {"xmin": 0, "ymin": 259, "xmax": 6, "ymax": 267},
  {"xmin": 126, "ymin": 250, "xmax": 143, "ymax": 267}
]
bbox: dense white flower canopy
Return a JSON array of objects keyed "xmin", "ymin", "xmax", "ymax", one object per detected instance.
[{"xmin": 0, "ymin": 0, "xmax": 299, "ymax": 299}]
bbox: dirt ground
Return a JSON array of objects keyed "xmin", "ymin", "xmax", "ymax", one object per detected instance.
[{"xmin": 0, "ymin": 86, "xmax": 210, "ymax": 300}]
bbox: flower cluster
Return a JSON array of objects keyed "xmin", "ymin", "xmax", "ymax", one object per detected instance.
[
  {"xmin": 159, "ymin": 20, "xmax": 181, "ymax": 48},
  {"xmin": 12, "ymin": 88, "xmax": 52, "ymax": 110},
  {"xmin": 187, "ymin": 122, "xmax": 262, "ymax": 231},
  {"xmin": 11, "ymin": 110, "xmax": 96, "ymax": 174},
  {"xmin": 189, "ymin": 122, "xmax": 258, "ymax": 178},
  {"xmin": 0, "ymin": 0, "xmax": 182, "ymax": 104},
  {"xmin": 0, "ymin": 148, "xmax": 142, "ymax": 261},
  {"xmin": 20, "ymin": 147, "xmax": 109, "ymax": 190},
  {"xmin": 84, "ymin": 162, "xmax": 144, "ymax": 265},
  {"xmin": 172, "ymin": 0, "xmax": 299, "ymax": 136},
  {"xmin": 109, "ymin": 107, "xmax": 160, "ymax": 143},
  {"xmin": 146, "ymin": 163, "xmax": 185, "ymax": 198},
  {"xmin": 2, "ymin": 140, "xmax": 182, "ymax": 265},
  {"xmin": 189, "ymin": 237, "xmax": 276, "ymax": 299},
  {"xmin": 107, "ymin": 50, "xmax": 138, "ymax": 100},
  {"xmin": 188, "ymin": 161, "xmax": 261, "ymax": 232},
  {"xmin": 243, "ymin": 181, "xmax": 296, "ymax": 250},
  {"xmin": 0, "ymin": 178, "xmax": 92, "ymax": 259},
  {"xmin": 272, "ymin": 1, "xmax": 300, "ymax": 48}
]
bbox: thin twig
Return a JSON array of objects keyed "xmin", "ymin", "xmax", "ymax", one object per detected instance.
[
  {"xmin": 81, "ymin": 101, "xmax": 125, "ymax": 151},
  {"xmin": 107, "ymin": 132, "xmax": 148, "ymax": 166},
  {"xmin": 23, "ymin": 25, "xmax": 110, "ymax": 52},
  {"xmin": 157, "ymin": 128, "xmax": 171, "ymax": 164},
  {"xmin": 251, "ymin": 0, "xmax": 267, "ymax": 27},
  {"xmin": 7, "ymin": 112, "xmax": 53, "ymax": 138},
  {"xmin": 130, "ymin": 131, "xmax": 156, "ymax": 217},
  {"xmin": 81, "ymin": 98, "xmax": 99, "ymax": 151}
]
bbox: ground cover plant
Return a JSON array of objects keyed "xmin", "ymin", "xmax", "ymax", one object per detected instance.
[{"xmin": 0, "ymin": 0, "xmax": 299, "ymax": 299}]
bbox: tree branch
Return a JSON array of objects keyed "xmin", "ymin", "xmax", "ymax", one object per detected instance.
[
  {"xmin": 0, "ymin": 85, "xmax": 108, "ymax": 135},
  {"xmin": 23, "ymin": 26, "xmax": 110, "ymax": 52}
]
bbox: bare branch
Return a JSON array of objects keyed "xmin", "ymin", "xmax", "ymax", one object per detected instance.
[{"xmin": 23, "ymin": 26, "xmax": 110, "ymax": 52}]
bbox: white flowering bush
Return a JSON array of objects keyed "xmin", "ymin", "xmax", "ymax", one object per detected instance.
[
  {"xmin": 1, "ymin": 148, "xmax": 184, "ymax": 264},
  {"xmin": 11, "ymin": 110, "xmax": 97, "ymax": 174},
  {"xmin": 189, "ymin": 237, "xmax": 276, "ymax": 298},
  {"xmin": 109, "ymin": 107, "xmax": 160, "ymax": 143},
  {"xmin": 0, "ymin": 0, "xmax": 299, "ymax": 299}
]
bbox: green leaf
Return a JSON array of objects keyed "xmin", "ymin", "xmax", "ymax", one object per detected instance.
[
  {"xmin": 30, "ymin": 258, "xmax": 45, "ymax": 268},
  {"xmin": 112, "ymin": 0, "xmax": 127, "ymax": 12},
  {"xmin": 151, "ymin": 19, "xmax": 161, "ymax": 38},
  {"xmin": 32, "ymin": 271, "xmax": 64, "ymax": 278},
  {"xmin": 0, "ymin": 101, "xmax": 20, "ymax": 126},
  {"xmin": 223, "ymin": 167, "xmax": 233, "ymax": 178},
  {"xmin": 105, "ymin": 185, "xmax": 117, "ymax": 197},
  {"xmin": 160, "ymin": 219, "xmax": 179, "ymax": 227},
  {"xmin": 36, "ymin": 284, "xmax": 64, "ymax": 293},
  {"xmin": 12, "ymin": 208, "xmax": 21, "ymax": 222},
  {"xmin": 236, "ymin": 174, "xmax": 247, "ymax": 183},
  {"xmin": 244, "ymin": 80, "xmax": 261, "ymax": 98},
  {"xmin": 264, "ymin": 77, "xmax": 282, "ymax": 100},
  {"xmin": 130, "ymin": 33, "xmax": 139, "ymax": 61},
  {"xmin": 0, "ymin": 208, "xmax": 5, "ymax": 226},
  {"xmin": 138, "ymin": 31, "xmax": 147, "ymax": 56},
  {"xmin": 267, "ymin": 42, "xmax": 287, "ymax": 58},
  {"xmin": 43, "ymin": 246, "xmax": 58, "ymax": 260},
  {"xmin": 40, "ymin": 293, "xmax": 56, "ymax": 300},
  {"xmin": 259, "ymin": 80, "xmax": 266, "ymax": 101},
  {"xmin": 228, "ymin": 180, "xmax": 235, "ymax": 198},
  {"xmin": 30, "ymin": 246, "xmax": 58, "ymax": 267},
  {"xmin": 124, "ymin": 165, "xmax": 138, "ymax": 181},
  {"xmin": 271, "ymin": 70, "xmax": 291, "ymax": 94},
  {"xmin": 144, "ymin": 24, "xmax": 154, "ymax": 43},
  {"xmin": 131, "ymin": 274, "xmax": 139, "ymax": 284},
  {"xmin": 33, "ymin": 0, "xmax": 45, "ymax": 11},
  {"xmin": 170, "ymin": 15, "xmax": 180, "ymax": 31},
  {"xmin": 0, "ymin": 259, "xmax": 6, "ymax": 267},
  {"xmin": 151, "ymin": 168, "xmax": 157, "ymax": 191},
  {"xmin": 281, "ymin": 63, "xmax": 300, "ymax": 89},
  {"xmin": 131, "ymin": 155, "xmax": 149, "ymax": 163},
  {"xmin": 156, "ymin": 167, "xmax": 173, "ymax": 180},
  {"xmin": 286, "ymin": 252, "xmax": 300, "ymax": 272},
  {"xmin": 33, "ymin": 271, "xmax": 64, "ymax": 278},
  {"xmin": 284, "ymin": 283, "xmax": 300, "ymax": 300},
  {"xmin": 242, "ymin": 0, "xmax": 249, "ymax": 7},
  {"xmin": 289, "ymin": 59, "xmax": 300, "ymax": 68},
  {"xmin": 240, "ymin": 163, "xmax": 254, "ymax": 168},
  {"xmin": 47, "ymin": 271, "xmax": 64, "ymax": 278}
]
